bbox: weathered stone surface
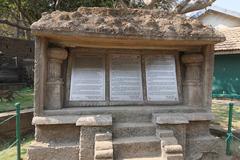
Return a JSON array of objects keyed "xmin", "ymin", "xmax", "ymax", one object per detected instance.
[
  {"xmin": 31, "ymin": 7, "xmax": 225, "ymax": 42},
  {"xmin": 95, "ymin": 149, "xmax": 113, "ymax": 159},
  {"xmin": 28, "ymin": 142, "xmax": 79, "ymax": 160},
  {"xmin": 95, "ymin": 132, "xmax": 112, "ymax": 141},
  {"xmin": 182, "ymin": 53, "xmax": 204, "ymax": 107},
  {"xmin": 35, "ymin": 124, "xmax": 79, "ymax": 145},
  {"xmin": 187, "ymin": 135, "xmax": 220, "ymax": 160},
  {"xmin": 113, "ymin": 122, "xmax": 155, "ymax": 138},
  {"xmin": 161, "ymin": 137, "xmax": 178, "ymax": 146},
  {"xmin": 181, "ymin": 54, "xmax": 204, "ymax": 64},
  {"xmin": 166, "ymin": 154, "xmax": 184, "ymax": 160},
  {"xmin": 113, "ymin": 136, "xmax": 161, "ymax": 159},
  {"xmin": 94, "ymin": 132, "xmax": 113, "ymax": 160},
  {"xmin": 45, "ymin": 81, "xmax": 64, "ymax": 110},
  {"xmin": 186, "ymin": 122, "xmax": 211, "ymax": 139},
  {"xmin": 79, "ymin": 127, "xmax": 112, "ymax": 160},
  {"xmin": 95, "ymin": 141, "xmax": 112, "ymax": 150},
  {"xmin": 164, "ymin": 145, "xmax": 183, "ymax": 154},
  {"xmin": 156, "ymin": 129, "xmax": 174, "ymax": 138},
  {"xmin": 46, "ymin": 47, "xmax": 68, "ymax": 110},
  {"xmin": 32, "ymin": 116, "xmax": 79, "ymax": 125},
  {"xmin": 152, "ymin": 112, "xmax": 214, "ymax": 123},
  {"xmin": 156, "ymin": 116, "xmax": 189, "ymax": 125},
  {"xmin": 156, "ymin": 128, "xmax": 184, "ymax": 160},
  {"xmin": 48, "ymin": 47, "xmax": 68, "ymax": 60},
  {"xmin": 76, "ymin": 115, "xmax": 112, "ymax": 126}
]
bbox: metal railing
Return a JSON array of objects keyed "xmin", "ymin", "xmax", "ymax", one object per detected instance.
[
  {"xmin": 0, "ymin": 103, "xmax": 21, "ymax": 160},
  {"xmin": 225, "ymin": 102, "xmax": 240, "ymax": 156}
]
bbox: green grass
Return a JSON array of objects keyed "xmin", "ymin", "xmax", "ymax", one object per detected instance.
[
  {"xmin": 0, "ymin": 134, "xmax": 34, "ymax": 160},
  {"xmin": 0, "ymin": 87, "xmax": 33, "ymax": 113},
  {"xmin": 212, "ymin": 100, "xmax": 240, "ymax": 129},
  {"xmin": 211, "ymin": 100, "xmax": 240, "ymax": 158}
]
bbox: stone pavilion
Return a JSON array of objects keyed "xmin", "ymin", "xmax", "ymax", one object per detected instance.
[{"xmin": 28, "ymin": 7, "xmax": 225, "ymax": 160}]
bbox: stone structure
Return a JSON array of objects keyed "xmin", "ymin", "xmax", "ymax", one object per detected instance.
[{"xmin": 28, "ymin": 7, "xmax": 225, "ymax": 160}]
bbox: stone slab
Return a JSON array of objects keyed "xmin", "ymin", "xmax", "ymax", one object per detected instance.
[
  {"xmin": 156, "ymin": 115, "xmax": 189, "ymax": 125},
  {"xmin": 95, "ymin": 141, "xmax": 112, "ymax": 150},
  {"xmin": 152, "ymin": 112, "xmax": 214, "ymax": 124},
  {"xmin": 95, "ymin": 149, "xmax": 113, "ymax": 159},
  {"xmin": 76, "ymin": 115, "xmax": 112, "ymax": 126},
  {"xmin": 28, "ymin": 142, "xmax": 79, "ymax": 160},
  {"xmin": 164, "ymin": 145, "xmax": 183, "ymax": 153},
  {"xmin": 32, "ymin": 116, "xmax": 79, "ymax": 125},
  {"xmin": 95, "ymin": 132, "xmax": 112, "ymax": 141},
  {"xmin": 156, "ymin": 116, "xmax": 189, "ymax": 125}
]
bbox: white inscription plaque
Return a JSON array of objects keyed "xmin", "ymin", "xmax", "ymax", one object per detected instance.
[
  {"xmin": 110, "ymin": 54, "xmax": 143, "ymax": 101},
  {"xmin": 70, "ymin": 55, "xmax": 105, "ymax": 101},
  {"xmin": 145, "ymin": 55, "xmax": 178, "ymax": 101}
]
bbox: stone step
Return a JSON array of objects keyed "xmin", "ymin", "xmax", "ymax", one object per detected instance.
[
  {"xmin": 113, "ymin": 136, "xmax": 161, "ymax": 159},
  {"xmin": 95, "ymin": 149, "xmax": 113, "ymax": 159},
  {"xmin": 161, "ymin": 137, "xmax": 178, "ymax": 146},
  {"xmin": 95, "ymin": 132, "xmax": 112, "ymax": 141},
  {"xmin": 113, "ymin": 122, "xmax": 156, "ymax": 138},
  {"xmin": 28, "ymin": 142, "xmax": 79, "ymax": 160},
  {"xmin": 156, "ymin": 129, "xmax": 174, "ymax": 138},
  {"xmin": 95, "ymin": 141, "xmax": 113, "ymax": 150},
  {"xmin": 163, "ymin": 154, "xmax": 184, "ymax": 160},
  {"xmin": 114, "ymin": 112, "xmax": 152, "ymax": 122},
  {"xmin": 118, "ymin": 157, "xmax": 162, "ymax": 160}
]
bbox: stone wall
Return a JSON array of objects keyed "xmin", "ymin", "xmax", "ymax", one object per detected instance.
[
  {"xmin": 0, "ymin": 36, "xmax": 34, "ymax": 84},
  {"xmin": 0, "ymin": 109, "xmax": 34, "ymax": 139}
]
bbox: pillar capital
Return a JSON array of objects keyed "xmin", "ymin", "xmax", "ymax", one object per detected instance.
[
  {"xmin": 48, "ymin": 48, "xmax": 68, "ymax": 61},
  {"xmin": 181, "ymin": 54, "xmax": 203, "ymax": 64}
]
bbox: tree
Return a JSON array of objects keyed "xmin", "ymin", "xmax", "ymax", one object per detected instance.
[
  {"xmin": 116, "ymin": 0, "xmax": 216, "ymax": 13},
  {"xmin": 0, "ymin": 0, "xmax": 114, "ymax": 38},
  {"xmin": 0, "ymin": 0, "xmax": 216, "ymax": 39}
]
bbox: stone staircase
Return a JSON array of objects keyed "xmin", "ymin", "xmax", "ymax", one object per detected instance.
[
  {"xmin": 28, "ymin": 113, "xmax": 185, "ymax": 160},
  {"xmin": 112, "ymin": 121, "xmax": 162, "ymax": 160},
  {"xmin": 94, "ymin": 132, "xmax": 113, "ymax": 160},
  {"xmin": 157, "ymin": 129, "xmax": 183, "ymax": 160},
  {"xmin": 112, "ymin": 118, "xmax": 184, "ymax": 160}
]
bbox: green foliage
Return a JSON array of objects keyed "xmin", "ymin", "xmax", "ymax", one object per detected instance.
[
  {"xmin": 0, "ymin": 0, "xmax": 115, "ymax": 24},
  {"xmin": 0, "ymin": 0, "xmax": 115, "ymax": 38}
]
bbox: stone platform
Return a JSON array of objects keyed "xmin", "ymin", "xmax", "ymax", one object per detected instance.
[{"xmin": 28, "ymin": 106, "xmax": 218, "ymax": 160}]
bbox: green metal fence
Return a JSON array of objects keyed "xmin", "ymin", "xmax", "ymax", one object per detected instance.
[
  {"xmin": 225, "ymin": 102, "xmax": 240, "ymax": 156},
  {"xmin": 0, "ymin": 103, "xmax": 21, "ymax": 160}
]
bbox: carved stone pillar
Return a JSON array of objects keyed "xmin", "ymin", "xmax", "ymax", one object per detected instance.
[
  {"xmin": 46, "ymin": 48, "xmax": 68, "ymax": 110},
  {"xmin": 181, "ymin": 54, "xmax": 203, "ymax": 107}
]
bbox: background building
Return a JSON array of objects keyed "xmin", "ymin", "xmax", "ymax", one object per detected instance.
[{"xmin": 195, "ymin": 6, "xmax": 240, "ymax": 97}]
